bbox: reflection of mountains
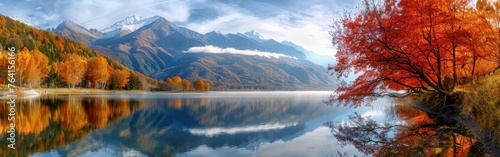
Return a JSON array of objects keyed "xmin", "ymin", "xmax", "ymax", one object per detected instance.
[
  {"xmin": 56, "ymin": 94, "xmax": 336, "ymax": 157},
  {"xmin": 0, "ymin": 95, "xmax": 145, "ymax": 157}
]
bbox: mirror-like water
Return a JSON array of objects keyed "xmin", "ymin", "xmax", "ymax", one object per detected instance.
[{"xmin": 0, "ymin": 91, "xmax": 393, "ymax": 157}]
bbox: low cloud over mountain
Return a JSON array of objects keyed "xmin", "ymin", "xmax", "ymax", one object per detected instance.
[
  {"xmin": 52, "ymin": 15, "xmax": 336, "ymax": 90},
  {"xmin": 185, "ymin": 45, "xmax": 297, "ymax": 59}
]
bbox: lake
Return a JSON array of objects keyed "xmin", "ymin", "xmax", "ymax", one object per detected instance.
[{"xmin": 0, "ymin": 91, "xmax": 393, "ymax": 157}]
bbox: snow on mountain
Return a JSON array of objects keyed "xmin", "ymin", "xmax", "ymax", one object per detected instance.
[
  {"xmin": 237, "ymin": 30, "xmax": 265, "ymax": 41},
  {"xmin": 8, "ymin": 16, "xmax": 40, "ymax": 29},
  {"xmin": 101, "ymin": 15, "xmax": 161, "ymax": 38}
]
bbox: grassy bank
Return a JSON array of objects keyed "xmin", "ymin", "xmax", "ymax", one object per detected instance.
[{"xmin": 460, "ymin": 70, "xmax": 500, "ymax": 142}]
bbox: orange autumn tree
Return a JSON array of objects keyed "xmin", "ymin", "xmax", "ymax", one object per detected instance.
[
  {"xmin": 194, "ymin": 79, "xmax": 210, "ymax": 91},
  {"xmin": 0, "ymin": 51, "xmax": 10, "ymax": 82},
  {"xmin": 87, "ymin": 56, "xmax": 111, "ymax": 89},
  {"xmin": 15, "ymin": 47, "xmax": 32, "ymax": 86},
  {"xmin": 165, "ymin": 76, "xmax": 192, "ymax": 91},
  {"xmin": 112, "ymin": 69, "xmax": 130, "ymax": 89},
  {"xmin": 52, "ymin": 53, "xmax": 87, "ymax": 88},
  {"xmin": 477, "ymin": 0, "xmax": 500, "ymax": 63},
  {"xmin": 14, "ymin": 48, "xmax": 51, "ymax": 88},
  {"xmin": 328, "ymin": 0, "xmax": 499, "ymax": 107},
  {"xmin": 181, "ymin": 79, "xmax": 191, "ymax": 90},
  {"xmin": 24, "ymin": 48, "xmax": 51, "ymax": 89},
  {"xmin": 166, "ymin": 76, "xmax": 182, "ymax": 84}
]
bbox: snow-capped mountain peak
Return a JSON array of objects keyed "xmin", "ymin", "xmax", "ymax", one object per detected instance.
[
  {"xmin": 242, "ymin": 30, "xmax": 264, "ymax": 41},
  {"xmin": 8, "ymin": 16, "xmax": 40, "ymax": 29},
  {"xmin": 101, "ymin": 15, "xmax": 161, "ymax": 38}
]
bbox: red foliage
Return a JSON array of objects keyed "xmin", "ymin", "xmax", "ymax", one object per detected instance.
[{"xmin": 329, "ymin": 0, "xmax": 499, "ymax": 107}]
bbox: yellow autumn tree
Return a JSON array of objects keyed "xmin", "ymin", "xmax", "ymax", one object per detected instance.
[
  {"xmin": 15, "ymin": 47, "xmax": 31, "ymax": 86},
  {"xmin": 24, "ymin": 48, "xmax": 50, "ymax": 88}
]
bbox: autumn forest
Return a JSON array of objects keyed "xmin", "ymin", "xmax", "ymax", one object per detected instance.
[
  {"xmin": 0, "ymin": 15, "xmax": 210, "ymax": 91},
  {"xmin": 1, "ymin": 0, "xmax": 500, "ymax": 156}
]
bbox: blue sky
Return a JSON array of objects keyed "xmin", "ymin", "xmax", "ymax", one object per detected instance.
[{"xmin": 0, "ymin": 0, "xmax": 358, "ymax": 56}]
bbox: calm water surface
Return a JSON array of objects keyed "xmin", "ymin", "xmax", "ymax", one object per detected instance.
[{"xmin": 0, "ymin": 91, "xmax": 391, "ymax": 157}]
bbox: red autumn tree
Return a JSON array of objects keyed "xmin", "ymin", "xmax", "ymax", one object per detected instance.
[{"xmin": 328, "ymin": 0, "xmax": 499, "ymax": 107}]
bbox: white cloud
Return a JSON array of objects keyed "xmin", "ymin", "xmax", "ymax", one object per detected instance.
[
  {"xmin": 184, "ymin": 5, "xmax": 338, "ymax": 57},
  {"xmin": 0, "ymin": 0, "xmax": 360, "ymax": 58},
  {"xmin": 185, "ymin": 45, "xmax": 297, "ymax": 59}
]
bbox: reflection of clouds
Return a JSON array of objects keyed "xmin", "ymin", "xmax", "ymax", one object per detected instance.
[
  {"xmin": 179, "ymin": 127, "xmax": 363, "ymax": 157},
  {"xmin": 188, "ymin": 123, "xmax": 298, "ymax": 137},
  {"xmin": 32, "ymin": 139, "xmax": 148, "ymax": 157}
]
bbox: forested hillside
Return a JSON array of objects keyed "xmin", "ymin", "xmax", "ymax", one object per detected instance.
[{"xmin": 0, "ymin": 15, "xmax": 148, "ymax": 90}]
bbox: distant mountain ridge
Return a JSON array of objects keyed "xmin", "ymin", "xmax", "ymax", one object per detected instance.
[
  {"xmin": 53, "ymin": 20, "xmax": 102, "ymax": 45},
  {"xmin": 51, "ymin": 15, "xmax": 336, "ymax": 90}
]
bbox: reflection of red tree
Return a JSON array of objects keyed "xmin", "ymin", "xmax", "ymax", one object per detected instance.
[{"xmin": 328, "ymin": 105, "xmax": 474, "ymax": 156}]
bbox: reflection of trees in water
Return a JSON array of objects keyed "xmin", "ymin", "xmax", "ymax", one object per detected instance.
[
  {"xmin": 56, "ymin": 95, "xmax": 331, "ymax": 157},
  {"xmin": 0, "ymin": 95, "xmax": 145, "ymax": 156},
  {"xmin": 327, "ymin": 97, "xmax": 482, "ymax": 156}
]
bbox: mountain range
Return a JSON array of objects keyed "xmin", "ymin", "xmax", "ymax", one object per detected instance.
[{"xmin": 50, "ymin": 15, "xmax": 336, "ymax": 90}]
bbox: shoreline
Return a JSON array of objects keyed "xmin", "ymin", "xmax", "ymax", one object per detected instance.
[
  {"xmin": 0, "ymin": 87, "xmax": 152, "ymax": 96},
  {"xmin": 0, "ymin": 85, "xmax": 336, "ymax": 97},
  {"xmin": 33, "ymin": 88, "xmax": 152, "ymax": 95}
]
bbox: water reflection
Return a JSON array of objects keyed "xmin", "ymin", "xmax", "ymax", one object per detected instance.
[
  {"xmin": 0, "ymin": 95, "xmax": 146, "ymax": 157},
  {"xmin": 328, "ymin": 97, "xmax": 478, "ymax": 156},
  {"xmin": 1, "ymin": 92, "xmax": 378, "ymax": 157}
]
